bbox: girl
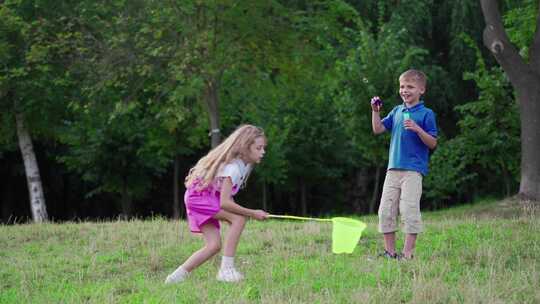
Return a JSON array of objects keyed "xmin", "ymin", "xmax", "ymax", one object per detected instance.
[{"xmin": 165, "ymin": 124, "xmax": 269, "ymax": 284}]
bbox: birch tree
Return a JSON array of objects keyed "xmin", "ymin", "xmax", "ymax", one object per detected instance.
[
  {"xmin": 0, "ymin": 6, "xmax": 50, "ymax": 222},
  {"xmin": 15, "ymin": 110, "xmax": 48, "ymax": 222},
  {"xmin": 1, "ymin": 2, "xmax": 78, "ymax": 221}
]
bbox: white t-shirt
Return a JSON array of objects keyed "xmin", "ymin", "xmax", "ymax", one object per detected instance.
[{"xmin": 217, "ymin": 158, "xmax": 252, "ymax": 192}]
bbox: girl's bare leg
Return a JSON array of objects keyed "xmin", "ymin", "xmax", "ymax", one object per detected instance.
[
  {"xmin": 213, "ymin": 209, "xmax": 247, "ymax": 257},
  {"xmin": 181, "ymin": 223, "xmax": 222, "ymax": 271},
  {"xmin": 212, "ymin": 210, "xmax": 246, "ymax": 282}
]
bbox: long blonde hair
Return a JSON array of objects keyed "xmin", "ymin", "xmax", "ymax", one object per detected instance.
[{"xmin": 185, "ymin": 124, "xmax": 265, "ymax": 190}]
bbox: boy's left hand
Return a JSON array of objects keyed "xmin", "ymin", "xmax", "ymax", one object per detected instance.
[{"xmin": 404, "ymin": 119, "xmax": 421, "ymax": 133}]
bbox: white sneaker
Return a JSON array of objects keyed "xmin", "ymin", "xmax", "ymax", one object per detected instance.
[
  {"xmin": 216, "ymin": 267, "xmax": 244, "ymax": 282},
  {"xmin": 165, "ymin": 268, "xmax": 189, "ymax": 284}
]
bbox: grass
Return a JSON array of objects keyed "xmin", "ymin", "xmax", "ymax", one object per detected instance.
[{"xmin": 1, "ymin": 198, "xmax": 539, "ymax": 303}]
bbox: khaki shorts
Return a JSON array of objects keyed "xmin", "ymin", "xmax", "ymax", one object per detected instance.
[{"xmin": 378, "ymin": 170, "xmax": 423, "ymax": 234}]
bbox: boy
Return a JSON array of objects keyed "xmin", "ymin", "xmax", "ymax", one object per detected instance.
[{"xmin": 370, "ymin": 69, "xmax": 438, "ymax": 260}]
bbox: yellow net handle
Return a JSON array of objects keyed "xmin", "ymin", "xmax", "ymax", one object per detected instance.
[{"xmin": 268, "ymin": 214, "xmax": 332, "ymax": 222}]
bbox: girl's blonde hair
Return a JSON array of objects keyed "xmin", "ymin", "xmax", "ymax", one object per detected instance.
[{"xmin": 185, "ymin": 124, "xmax": 265, "ymax": 190}]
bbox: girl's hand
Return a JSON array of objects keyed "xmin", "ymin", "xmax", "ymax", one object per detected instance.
[{"xmin": 251, "ymin": 210, "xmax": 269, "ymax": 220}]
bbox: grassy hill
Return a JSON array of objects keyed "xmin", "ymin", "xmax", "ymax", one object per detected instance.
[{"xmin": 1, "ymin": 198, "xmax": 539, "ymax": 303}]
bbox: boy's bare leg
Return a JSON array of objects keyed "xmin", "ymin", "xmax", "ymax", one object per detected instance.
[
  {"xmin": 402, "ymin": 233, "xmax": 417, "ymax": 258},
  {"xmin": 383, "ymin": 232, "xmax": 397, "ymax": 255}
]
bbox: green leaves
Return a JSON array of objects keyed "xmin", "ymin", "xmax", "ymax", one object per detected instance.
[
  {"xmin": 0, "ymin": 0, "xmax": 531, "ymax": 215},
  {"xmin": 503, "ymin": 0, "xmax": 538, "ymax": 59},
  {"xmin": 59, "ymin": 98, "xmax": 175, "ymax": 199},
  {"xmin": 332, "ymin": 18, "xmax": 429, "ymax": 166},
  {"xmin": 425, "ymin": 35, "xmax": 520, "ymax": 201}
]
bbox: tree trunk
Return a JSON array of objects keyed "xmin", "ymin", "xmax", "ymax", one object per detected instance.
[
  {"xmin": 349, "ymin": 168, "xmax": 368, "ymax": 213},
  {"xmin": 370, "ymin": 166, "xmax": 383, "ymax": 214},
  {"xmin": 480, "ymin": 0, "xmax": 540, "ymax": 202},
  {"xmin": 204, "ymin": 79, "xmax": 221, "ymax": 148},
  {"xmin": 120, "ymin": 176, "xmax": 132, "ymax": 219},
  {"xmin": 300, "ymin": 179, "xmax": 307, "ymax": 216},
  {"xmin": 15, "ymin": 112, "xmax": 48, "ymax": 223},
  {"xmin": 2, "ymin": 163, "xmax": 14, "ymax": 224},
  {"xmin": 173, "ymin": 155, "xmax": 181, "ymax": 219},
  {"xmin": 499, "ymin": 158, "xmax": 511, "ymax": 197},
  {"xmin": 517, "ymin": 89, "xmax": 540, "ymax": 201},
  {"xmin": 62, "ymin": 173, "xmax": 76, "ymax": 220},
  {"xmin": 274, "ymin": 187, "xmax": 284, "ymax": 213},
  {"xmin": 2, "ymin": 184, "xmax": 14, "ymax": 224}
]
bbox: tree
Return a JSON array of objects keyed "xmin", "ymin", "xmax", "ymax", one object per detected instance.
[
  {"xmin": 0, "ymin": 2, "xmax": 77, "ymax": 222},
  {"xmin": 60, "ymin": 100, "xmax": 177, "ymax": 218},
  {"xmin": 424, "ymin": 35, "xmax": 520, "ymax": 204},
  {"xmin": 138, "ymin": 1, "xmax": 306, "ymax": 148},
  {"xmin": 480, "ymin": 0, "xmax": 540, "ymax": 201}
]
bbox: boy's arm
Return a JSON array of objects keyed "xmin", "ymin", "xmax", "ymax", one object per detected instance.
[
  {"xmin": 403, "ymin": 120, "xmax": 437, "ymax": 149},
  {"xmin": 372, "ymin": 109, "xmax": 386, "ymax": 134},
  {"xmin": 416, "ymin": 128, "xmax": 437, "ymax": 149},
  {"xmin": 220, "ymin": 177, "xmax": 268, "ymax": 220}
]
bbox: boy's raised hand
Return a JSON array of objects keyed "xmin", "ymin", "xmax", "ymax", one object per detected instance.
[{"xmin": 370, "ymin": 96, "xmax": 383, "ymax": 112}]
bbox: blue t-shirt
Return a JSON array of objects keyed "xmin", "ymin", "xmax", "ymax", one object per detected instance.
[{"xmin": 381, "ymin": 102, "xmax": 438, "ymax": 175}]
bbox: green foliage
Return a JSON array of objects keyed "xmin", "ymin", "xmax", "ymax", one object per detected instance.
[
  {"xmin": 0, "ymin": 0, "xmax": 80, "ymax": 147},
  {"xmin": 1, "ymin": 0, "xmax": 536, "ymax": 217},
  {"xmin": 51, "ymin": 0, "xmax": 208, "ymax": 204},
  {"xmin": 383, "ymin": 0, "xmax": 434, "ymax": 46},
  {"xmin": 457, "ymin": 36, "xmax": 520, "ymax": 183},
  {"xmin": 281, "ymin": 88, "xmax": 352, "ymax": 185},
  {"xmin": 222, "ymin": 73, "xmax": 291, "ymax": 186},
  {"xmin": 504, "ymin": 0, "xmax": 538, "ymax": 59},
  {"xmin": 445, "ymin": 0, "xmax": 485, "ymax": 76},
  {"xmin": 424, "ymin": 136, "xmax": 477, "ymax": 202},
  {"xmin": 59, "ymin": 99, "xmax": 175, "ymax": 199},
  {"xmin": 333, "ymin": 20, "xmax": 429, "ymax": 166},
  {"xmin": 218, "ymin": 1, "xmax": 361, "ymax": 209},
  {"xmin": 425, "ymin": 35, "xmax": 520, "ymax": 202}
]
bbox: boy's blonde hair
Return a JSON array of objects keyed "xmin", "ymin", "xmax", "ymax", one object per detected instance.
[
  {"xmin": 399, "ymin": 69, "xmax": 427, "ymax": 89},
  {"xmin": 185, "ymin": 124, "xmax": 265, "ymax": 190}
]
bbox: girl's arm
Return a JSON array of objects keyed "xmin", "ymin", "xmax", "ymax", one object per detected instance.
[{"xmin": 220, "ymin": 177, "xmax": 267, "ymax": 220}]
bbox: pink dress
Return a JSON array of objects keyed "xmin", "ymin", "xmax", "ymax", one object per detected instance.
[{"xmin": 184, "ymin": 159, "xmax": 251, "ymax": 233}]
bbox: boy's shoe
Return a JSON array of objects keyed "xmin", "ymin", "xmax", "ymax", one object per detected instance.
[
  {"xmin": 216, "ymin": 267, "xmax": 244, "ymax": 282},
  {"xmin": 165, "ymin": 268, "xmax": 189, "ymax": 284},
  {"xmin": 396, "ymin": 253, "xmax": 414, "ymax": 261},
  {"xmin": 378, "ymin": 250, "xmax": 399, "ymax": 259}
]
